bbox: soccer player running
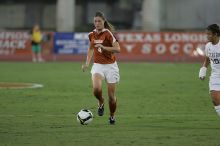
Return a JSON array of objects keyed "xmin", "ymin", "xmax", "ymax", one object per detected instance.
[
  {"xmin": 199, "ymin": 24, "xmax": 220, "ymax": 116},
  {"xmin": 82, "ymin": 11, "xmax": 120, "ymax": 124}
]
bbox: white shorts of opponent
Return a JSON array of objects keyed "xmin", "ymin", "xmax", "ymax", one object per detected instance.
[
  {"xmin": 209, "ymin": 76, "xmax": 220, "ymax": 91},
  {"xmin": 91, "ymin": 62, "xmax": 120, "ymax": 83}
]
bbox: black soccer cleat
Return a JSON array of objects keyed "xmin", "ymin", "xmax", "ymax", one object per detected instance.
[
  {"xmin": 98, "ymin": 104, "xmax": 104, "ymax": 116},
  {"xmin": 109, "ymin": 116, "xmax": 115, "ymax": 125}
]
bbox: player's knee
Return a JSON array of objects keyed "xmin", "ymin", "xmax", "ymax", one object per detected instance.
[
  {"xmin": 108, "ymin": 95, "xmax": 116, "ymax": 103},
  {"xmin": 108, "ymin": 91, "xmax": 115, "ymax": 98}
]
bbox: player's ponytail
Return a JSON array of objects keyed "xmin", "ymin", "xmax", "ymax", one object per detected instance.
[
  {"xmin": 207, "ymin": 24, "xmax": 220, "ymax": 36},
  {"xmin": 104, "ymin": 21, "xmax": 115, "ymax": 33},
  {"xmin": 95, "ymin": 11, "xmax": 115, "ymax": 33}
]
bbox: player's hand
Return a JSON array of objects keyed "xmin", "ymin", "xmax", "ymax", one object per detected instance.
[
  {"xmin": 82, "ymin": 64, "xmax": 88, "ymax": 72},
  {"xmin": 199, "ymin": 76, "xmax": 205, "ymax": 80},
  {"xmin": 94, "ymin": 44, "xmax": 104, "ymax": 49}
]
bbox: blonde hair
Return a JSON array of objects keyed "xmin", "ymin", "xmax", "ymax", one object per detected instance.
[{"xmin": 95, "ymin": 11, "xmax": 115, "ymax": 33}]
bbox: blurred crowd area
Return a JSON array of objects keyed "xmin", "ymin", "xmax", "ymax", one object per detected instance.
[{"xmin": 0, "ymin": 0, "xmax": 220, "ymax": 32}]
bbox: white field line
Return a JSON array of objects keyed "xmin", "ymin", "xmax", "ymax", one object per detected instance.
[{"xmin": 0, "ymin": 83, "xmax": 43, "ymax": 89}]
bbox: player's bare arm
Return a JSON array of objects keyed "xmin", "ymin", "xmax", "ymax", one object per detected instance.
[
  {"xmin": 94, "ymin": 41, "xmax": 120, "ymax": 53},
  {"xmin": 82, "ymin": 44, "xmax": 94, "ymax": 72},
  {"xmin": 202, "ymin": 56, "xmax": 210, "ymax": 68}
]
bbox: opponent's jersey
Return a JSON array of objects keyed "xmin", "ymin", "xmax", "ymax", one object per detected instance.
[
  {"xmin": 205, "ymin": 40, "xmax": 220, "ymax": 77},
  {"xmin": 88, "ymin": 29, "xmax": 117, "ymax": 64}
]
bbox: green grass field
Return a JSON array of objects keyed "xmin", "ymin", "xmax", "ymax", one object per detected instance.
[{"xmin": 0, "ymin": 62, "xmax": 220, "ymax": 146}]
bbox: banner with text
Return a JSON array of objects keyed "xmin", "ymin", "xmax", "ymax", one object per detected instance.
[
  {"xmin": 0, "ymin": 31, "xmax": 31, "ymax": 55},
  {"xmin": 0, "ymin": 31, "xmax": 207, "ymax": 62},
  {"xmin": 116, "ymin": 32, "xmax": 207, "ymax": 61},
  {"xmin": 54, "ymin": 32, "xmax": 89, "ymax": 54},
  {"xmin": 0, "ymin": 31, "xmax": 53, "ymax": 56}
]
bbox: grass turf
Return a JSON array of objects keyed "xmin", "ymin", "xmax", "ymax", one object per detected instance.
[{"xmin": 0, "ymin": 62, "xmax": 220, "ymax": 146}]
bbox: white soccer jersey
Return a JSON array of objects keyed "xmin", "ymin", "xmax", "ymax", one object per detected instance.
[{"xmin": 205, "ymin": 40, "xmax": 220, "ymax": 78}]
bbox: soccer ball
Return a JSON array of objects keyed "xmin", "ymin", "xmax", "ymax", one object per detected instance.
[{"xmin": 77, "ymin": 109, "xmax": 93, "ymax": 125}]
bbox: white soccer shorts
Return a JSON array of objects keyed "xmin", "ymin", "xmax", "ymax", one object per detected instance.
[
  {"xmin": 91, "ymin": 62, "xmax": 120, "ymax": 83},
  {"xmin": 209, "ymin": 76, "xmax": 220, "ymax": 91}
]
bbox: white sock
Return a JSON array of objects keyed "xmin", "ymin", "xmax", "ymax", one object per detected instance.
[{"xmin": 214, "ymin": 105, "xmax": 220, "ymax": 116}]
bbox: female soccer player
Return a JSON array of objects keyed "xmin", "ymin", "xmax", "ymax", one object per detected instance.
[
  {"xmin": 82, "ymin": 11, "xmax": 120, "ymax": 124},
  {"xmin": 199, "ymin": 24, "xmax": 220, "ymax": 116}
]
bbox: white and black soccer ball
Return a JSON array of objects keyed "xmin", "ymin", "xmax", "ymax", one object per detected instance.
[{"xmin": 77, "ymin": 109, "xmax": 93, "ymax": 125}]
